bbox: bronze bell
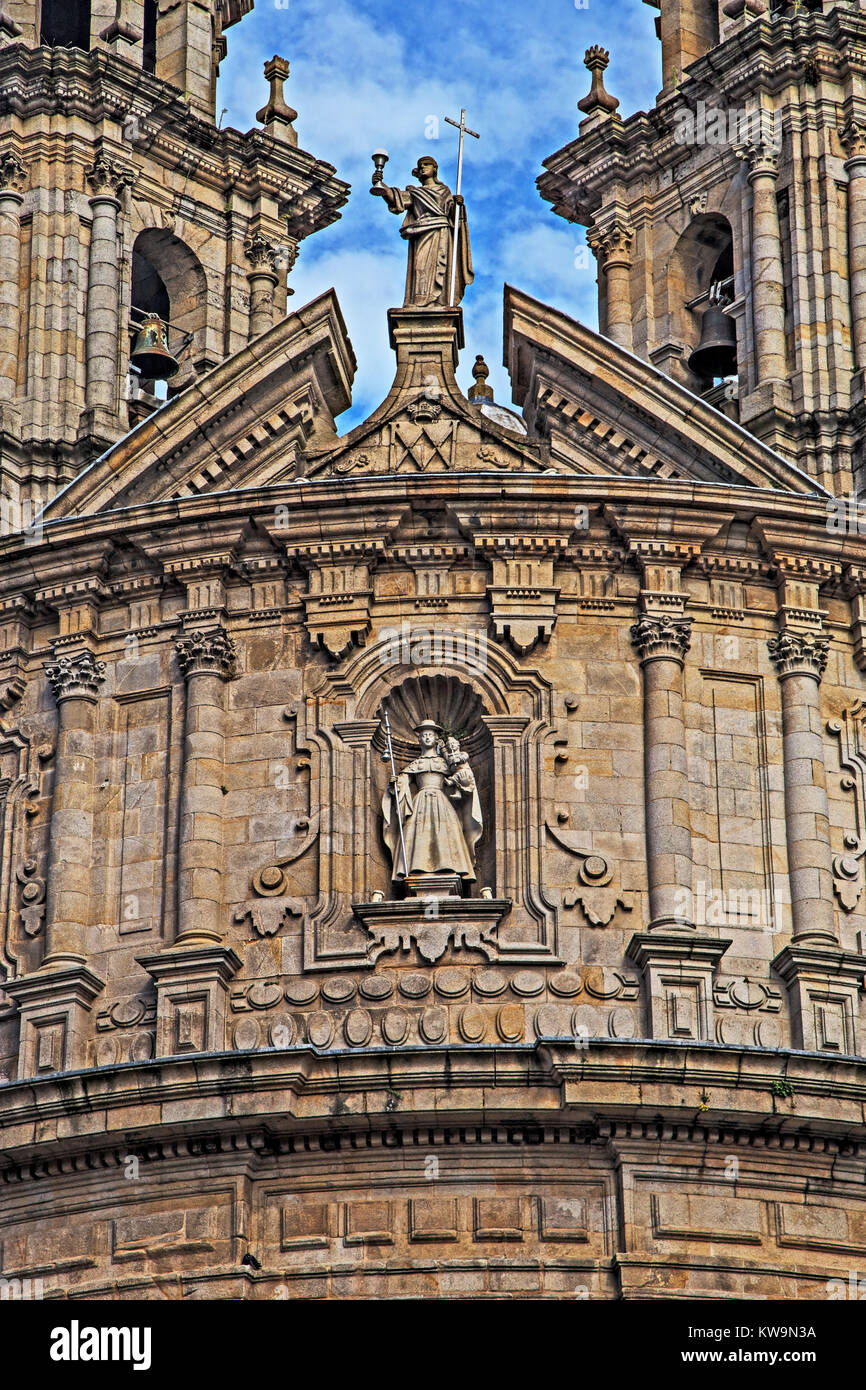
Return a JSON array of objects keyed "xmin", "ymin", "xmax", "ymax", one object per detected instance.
[
  {"xmin": 688, "ymin": 302, "xmax": 737, "ymax": 380},
  {"xmin": 130, "ymin": 313, "xmax": 180, "ymax": 380}
]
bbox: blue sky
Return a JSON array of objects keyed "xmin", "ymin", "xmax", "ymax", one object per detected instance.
[{"xmin": 218, "ymin": 0, "xmax": 661, "ymax": 428}]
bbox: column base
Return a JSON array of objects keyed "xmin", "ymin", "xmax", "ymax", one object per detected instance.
[
  {"xmin": 77, "ymin": 405, "xmax": 126, "ymax": 454},
  {"xmin": 626, "ymin": 932, "xmax": 731, "ymax": 1042},
  {"xmin": 4, "ymin": 954, "xmax": 104, "ymax": 1078},
  {"xmin": 738, "ymin": 380, "xmax": 797, "ymax": 455},
  {"xmin": 771, "ymin": 943, "xmax": 866, "ymax": 1054},
  {"xmin": 646, "ymin": 914, "xmax": 695, "ymax": 933}
]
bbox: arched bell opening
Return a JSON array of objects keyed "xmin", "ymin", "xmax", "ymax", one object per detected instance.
[
  {"xmin": 672, "ymin": 213, "xmax": 738, "ymax": 401},
  {"xmin": 373, "ymin": 673, "xmax": 495, "ymax": 899},
  {"xmin": 40, "ymin": 0, "xmax": 91, "ymax": 50},
  {"xmin": 129, "ymin": 230, "xmax": 208, "ymax": 411},
  {"xmin": 142, "ymin": 0, "xmax": 158, "ymax": 74}
]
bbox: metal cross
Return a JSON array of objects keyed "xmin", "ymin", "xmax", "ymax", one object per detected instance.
[{"xmin": 444, "ymin": 108, "xmax": 480, "ymax": 306}]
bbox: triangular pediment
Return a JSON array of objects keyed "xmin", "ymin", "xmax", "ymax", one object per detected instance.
[
  {"xmin": 41, "ymin": 291, "xmax": 356, "ymax": 519},
  {"xmin": 504, "ymin": 285, "xmax": 829, "ymax": 495},
  {"xmin": 305, "ymin": 306, "xmax": 547, "ymax": 481}
]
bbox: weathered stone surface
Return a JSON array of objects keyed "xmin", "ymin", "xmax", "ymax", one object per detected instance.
[{"xmin": 4, "ymin": 0, "xmax": 866, "ymax": 1304}]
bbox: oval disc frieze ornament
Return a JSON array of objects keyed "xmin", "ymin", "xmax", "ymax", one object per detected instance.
[
  {"xmin": 284, "ymin": 977, "xmax": 318, "ymax": 1006},
  {"xmin": 497, "ymin": 1004, "xmax": 525, "ymax": 1041},
  {"xmin": 360, "ymin": 976, "xmax": 394, "ymax": 1000},
  {"xmin": 473, "ymin": 969, "xmax": 508, "ymax": 997},
  {"xmin": 269, "ymin": 1016, "xmax": 296, "ymax": 1048},
  {"xmin": 419, "ymin": 1006, "xmax": 447, "ymax": 1043},
  {"xmin": 96, "ymin": 1037, "xmax": 119, "ymax": 1067},
  {"xmin": 534, "ymin": 1004, "xmax": 563, "ymax": 1038},
  {"xmin": 130, "ymin": 1031, "xmax": 154, "ymax": 1062},
  {"xmin": 344, "ymin": 1008, "xmax": 373, "ymax": 1046},
  {"xmin": 382, "ymin": 1008, "xmax": 409, "ymax": 1045},
  {"xmin": 459, "ymin": 1006, "xmax": 487, "ymax": 1042},
  {"xmin": 307, "ymin": 1012, "xmax": 334, "ymax": 1048},
  {"xmin": 608, "ymin": 1008, "xmax": 637, "ymax": 1040},
  {"xmin": 400, "ymin": 973, "xmax": 431, "ymax": 999},
  {"xmin": 435, "ymin": 968, "xmax": 469, "ymax": 998},
  {"xmin": 322, "ymin": 977, "xmax": 357, "ymax": 1004},
  {"xmin": 247, "ymin": 982, "xmax": 283, "ymax": 1011},
  {"xmin": 233, "ymin": 1018, "xmax": 260, "ymax": 1051},
  {"xmin": 549, "ymin": 971, "xmax": 582, "ymax": 998},
  {"xmin": 511, "ymin": 970, "xmax": 544, "ymax": 997}
]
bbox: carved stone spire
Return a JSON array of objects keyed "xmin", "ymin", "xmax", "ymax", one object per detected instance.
[
  {"xmin": 468, "ymin": 354, "xmax": 494, "ymax": 402},
  {"xmin": 578, "ymin": 47, "xmax": 620, "ymax": 119},
  {"xmin": 256, "ymin": 56, "xmax": 298, "ymax": 147}
]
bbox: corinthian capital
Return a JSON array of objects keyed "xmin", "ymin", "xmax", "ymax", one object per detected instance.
[
  {"xmin": 175, "ymin": 627, "xmax": 237, "ymax": 680},
  {"xmin": 587, "ymin": 212, "xmax": 634, "ymax": 268},
  {"xmin": 244, "ymin": 231, "xmax": 282, "ymax": 273},
  {"xmin": 44, "ymin": 649, "xmax": 107, "ymax": 702},
  {"xmin": 735, "ymin": 127, "xmax": 780, "ymax": 179},
  {"xmin": 840, "ymin": 117, "xmax": 866, "ymax": 163},
  {"xmin": 0, "ymin": 149, "xmax": 26, "ymax": 195},
  {"xmin": 86, "ymin": 152, "xmax": 137, "ymax": 200},
  {"xmin": 630, "ymin": 613, "xmax": 692, "ymax": 665},
  {"xmin": 767, "ymin": 629, "xmax": 829, "ymax": 681}
]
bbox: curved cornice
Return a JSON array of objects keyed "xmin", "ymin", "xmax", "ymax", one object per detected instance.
[{"xmin": 1, "ymin": 1040, "xmax": 865, "ymax": 1182}]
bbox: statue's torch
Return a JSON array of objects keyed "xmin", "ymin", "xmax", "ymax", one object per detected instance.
[
  {"xmin": 371, "ymin": 149, "xmax": 389, "ymax": 186},
  {"xmin": 380, "ymin": 705, "xmax": 409, "ymax": 878}
]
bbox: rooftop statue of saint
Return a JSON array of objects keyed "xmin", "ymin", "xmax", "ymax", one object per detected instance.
[{"xmin": 370, "ymin": 155, "xmax": 474, "ymax": 308}]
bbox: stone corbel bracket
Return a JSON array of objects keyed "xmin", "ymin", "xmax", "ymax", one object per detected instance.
[
  {"xmin": 286, "ymin": 540, "xmax": 384, "ymax": 659},
  {"xmin": 476, "ymin": 534, "xmax": 568, "ymax": 655},
  {"xmin": 352, "ymin": 896, "xmax": 511, "ymax": 966},
  {"xmin": 545, "ymin": 821, "xmax": 633, "ymax": 926},
  {"xmin": 828, "ymin": 701, "xmax": 866, "ymax": 911}
]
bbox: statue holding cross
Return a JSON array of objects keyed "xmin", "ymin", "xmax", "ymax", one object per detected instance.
[{"xmin": 370, "ymin": 111, "xmax": 478, "ymax": 309}]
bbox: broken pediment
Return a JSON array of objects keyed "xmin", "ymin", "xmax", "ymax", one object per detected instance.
[
  {"xmin": 40, "ymin": 291, "xmax": 356, "ymax": 519},
  {"xmin": 503, "ymin": 285, "xmax": 830, "ymax": 495}
]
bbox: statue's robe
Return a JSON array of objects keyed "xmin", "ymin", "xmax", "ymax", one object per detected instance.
[
  {"xmin": 390, "ymin": 180, "xmax": 474, "ymax": 307},
  {"xmin": 382, "ymin": 754, "xmax": 480, "ymax": 880}
]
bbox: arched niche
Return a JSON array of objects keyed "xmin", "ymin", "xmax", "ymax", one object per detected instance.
[
  {"xmin": 375, "ymin": 673, "xmax": 495, "ymax": 896},
  {"xmin": 289, "ymin": 632, "xmax": 559, "ymax": 972}
]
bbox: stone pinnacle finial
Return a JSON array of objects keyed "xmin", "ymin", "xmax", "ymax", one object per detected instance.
[
  {"xmin": 577, "ymin": 46, "xmax": 620, "ymax": 118},
  {"xmin": 468, "ymin": 354, "xmax": 494, "ymax": 402},
  {"xmin": 256, "ymin": 56, "xmax": 298, "ymax": 148}
]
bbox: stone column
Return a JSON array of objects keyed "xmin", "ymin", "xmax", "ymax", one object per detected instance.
[
  {"xmin": 840, "ymin": 119, "xmax": 866, "ymax": 373},
  {"xmin": 5, "ymin": 647, "xmax": 108, "ymax": 1075},
  {"xmin": 82, "ymin": 153, "xmax": 135, "ymax": 424},
  {"xmin": 588, "ymin": 210, "xmax": 634, "ymax": 352},
  {"xmin": 244, "ymin": 232, "xmax": 282, "ymax": 341},
  {"xmin": 738, "ymin": 135, "xmax": 787, "ymax": 385},
  {"xmin": 174, "ymin": 627, "xmax": 236, "ymax": 940},
  {"xmin": 42, "ymin": 648, "xmax": 107, "ymax": 963},
  {"xmin": 0, "ymin": 150, "xmax": 26, "ymax": 404},
  {"xmin": 767, "ymin": 627, "xmax": 836, "ymax": 943},
  {"xmin": 630, "ymin": 611, "xmax": 694, "ymax": 931}
]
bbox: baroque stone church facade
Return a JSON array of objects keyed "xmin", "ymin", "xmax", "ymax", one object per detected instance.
[{"xmin": 1, "ymin": 0, "xmax": 866, "ymax": 1300}]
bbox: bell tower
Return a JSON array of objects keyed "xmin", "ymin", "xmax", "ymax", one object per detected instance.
[
  {"xmin": 539, "ymin": 1, "xmax": 866, "ymax": 494},
  {"xmin": 0, "ymin": 1, "xmax": 349, "ymax": 513}
]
